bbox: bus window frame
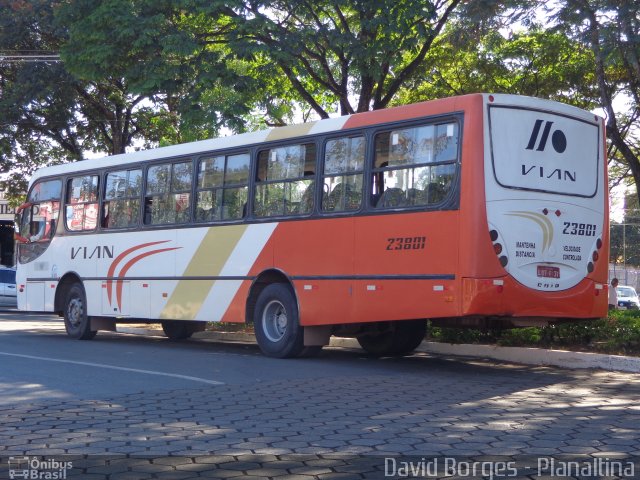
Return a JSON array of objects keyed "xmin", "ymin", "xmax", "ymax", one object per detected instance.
[
  {"xmin": 252, "ymin": 141, "xmax": 318, "ymax": 219},
  {"xmin": 316, "ymin": 133, "xmax": 367, "ymax": 217},
  {"xmin": 194, "ymin": 150, "xmax": 251, "ymax": 224},
  {"xmin": 101, "ymin": 167, "xmax": 144, "ymax": 231},
  {"xmin": 143, "ymin": 159, "xmax": 195, "ymax": 227},
  {"xmin": 26, "ymin": 111, "xmax": 464, "ymax": 239},
  {"xmin": 64, "ymin": 174, "xmax": 100, "ymax": 233},
  {"xmin": 367, "ymin": 115, "xmax": 462, "ymax": 213}
]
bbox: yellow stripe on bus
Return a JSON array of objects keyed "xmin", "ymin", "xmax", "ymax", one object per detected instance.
[
  {"xmin": 160, "ymin": 225, "xmax": 248, "ymax": 320},
  {"xmin": 265, "ymin": 121, "xmax": 317, "ymax": 141}
]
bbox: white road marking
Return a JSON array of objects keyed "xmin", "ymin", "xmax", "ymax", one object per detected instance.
[{"xmin": 0, "ymin": 351, "xmax": 224, "ymax": 386}]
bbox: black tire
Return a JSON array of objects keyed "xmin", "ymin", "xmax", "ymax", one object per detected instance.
[
  {"xmin": 63, "ymin": 283, "xmax": 97, "ymax": 340},
  {"xmin": 161, "ymin": 320, "xmax": 197, "ymax": 340},
  {"xmin": 254, "ymin": 283, "xmax": 306, "ymax": 358},
  {"xmin": 357, "ymin": 320, "xmax": 426, "ymax": 356}
]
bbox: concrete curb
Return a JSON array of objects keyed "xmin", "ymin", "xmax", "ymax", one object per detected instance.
[{"xmin": 117, "ymin": 327, "xmax": 640, "ymax": 373}]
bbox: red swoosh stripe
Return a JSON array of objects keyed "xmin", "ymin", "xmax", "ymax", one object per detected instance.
[
  {"xmin": 115, "ymin": 247, "xmax": 181, "ymax": 311},
  {"xmin": 106, "ymin": 241, "xmax": 170, "ymax": 304}
]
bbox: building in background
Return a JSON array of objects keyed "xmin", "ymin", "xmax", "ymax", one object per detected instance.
[{"xmin": 0, "ymin": 191, "xmax": 16, "ymax": 266}]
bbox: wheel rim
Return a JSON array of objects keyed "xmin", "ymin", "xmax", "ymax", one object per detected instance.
[
  {"xmin": 67, "ymin": 297, "xmax": 84, "ymax": 328},
  {"xmin": 262, "ymin": 299, "xmax": 288, "ymax": 342}
]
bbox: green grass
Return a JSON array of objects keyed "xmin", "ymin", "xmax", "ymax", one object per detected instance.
[{"xmin": 427, "ymin": 310, "xmax": 640, "ymax": 356}]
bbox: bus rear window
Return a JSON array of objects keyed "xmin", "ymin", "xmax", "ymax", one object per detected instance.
[{"xmin": 488, "ymin": 106, "xmax": 600, "ymax": 197}]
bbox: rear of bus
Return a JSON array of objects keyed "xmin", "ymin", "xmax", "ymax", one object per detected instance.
[{"xmin": 460, "ymin": 94, "xmax": 608, "ymax": 324}]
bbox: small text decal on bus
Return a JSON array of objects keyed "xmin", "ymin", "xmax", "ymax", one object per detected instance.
[
  {"xmin": 562, "ymin": 222, "xmax": 597, "ymax": 237},
  {"xmin": 386, "ymin": 237, "xmax": 426, "ymax": 251},
  {"xmin": 71, "ymin": 246, "xmax": 115, "ymax": 260}
]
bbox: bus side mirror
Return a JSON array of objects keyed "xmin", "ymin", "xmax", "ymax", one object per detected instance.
[{"xmin": 15, "ymin": 202, "xmax": 32, "ymax": 214}]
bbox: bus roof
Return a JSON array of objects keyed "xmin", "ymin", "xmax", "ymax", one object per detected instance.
[{"xmin": 27, "ymin": 93, "xmax": 599, "ymax": 184}]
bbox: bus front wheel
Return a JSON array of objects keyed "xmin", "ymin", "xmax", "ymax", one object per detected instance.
[
  {"xmin": 63, "ymin": 284, "xmax": 97, "ymax": 340},
  {"xmin": 357, "ymin": 320, "xmax": 426, "ymax": 356},
  {"xmin": 254, "ymin": 283, "xmax": 306, "ymax": 358}
]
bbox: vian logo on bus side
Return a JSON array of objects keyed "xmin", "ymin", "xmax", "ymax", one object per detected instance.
[{"xmin": 71, "ymin": 245, "xmax": 114, "ymax": 259}]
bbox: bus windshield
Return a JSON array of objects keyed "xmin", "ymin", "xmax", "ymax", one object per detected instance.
[{"xmin": 17, "ymin": 179, "xmax": 61, "ymax": 263}]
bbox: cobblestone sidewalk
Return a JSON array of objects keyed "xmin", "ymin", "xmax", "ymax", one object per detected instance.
[{"xmin": 1, "ymin": 361, "xmax": 639, "ymax": 478}]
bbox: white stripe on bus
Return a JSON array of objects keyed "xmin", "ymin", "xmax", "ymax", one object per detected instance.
[{"xmin": 200, "ymin": 223, "xmax": 278, "ymax": 321}]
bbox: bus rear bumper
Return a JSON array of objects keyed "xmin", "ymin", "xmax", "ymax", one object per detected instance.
[{"xmin": 460, "ymin": 276, "xmax": 608, "ymax": 321}]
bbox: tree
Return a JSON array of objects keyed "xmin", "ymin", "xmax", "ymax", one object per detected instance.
[
  {"xmin": 220, "ymin": 0, "xmax": 465, "ymax": 117},
  {"xmin": 554, "ymin": 0, "xmax": 640, "ymax": 207},
  {"xmin": 57, "ymin": 0, "xmax": 300, "ymax": 135},
  {"xmin": 395, "ymin": 27, "xmax": 599, "ymax": 110},
  {"xmin": 0, "ymin": 0, "xmax": 189, "ymax": 197},
  {"xmin": 60, "ymin": 0, "xmax": 506, "ymax": 120}
]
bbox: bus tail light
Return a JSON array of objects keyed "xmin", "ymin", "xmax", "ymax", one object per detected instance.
[
  {"xmin": 588, "ymin": 238, "xmax": 603, "ymax": 274},
  {"xmin": 489, "ymin": 228, "xmax": 508, "ymax": 268}
]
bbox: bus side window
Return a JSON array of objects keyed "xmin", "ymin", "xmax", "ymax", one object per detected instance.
[
  {"xmin": 144, "ymin": 162, "xmax": 192, "ymax": 225},
  {"xmin": 254, "ymin": 144, "xmax": 316, "ymax": 218},
  {"xmin": 372, "ymin": 123, "xmax": 458, "ymax": 209},
  {"xmin": 196, "ymin": 153, "xmax": 250, "ymax": 222},
  {"xmin": 321, "ymin": 136, "xmax": 364, "ymax": 213},
  {"xmin": 103, "ymin": 169, "xmax": 142, "ymax": 229},
  {"xmin": 65, "ymin": 175, "xmax": 99, "ymax": 231}
]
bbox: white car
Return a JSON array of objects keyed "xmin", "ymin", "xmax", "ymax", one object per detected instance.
[
  {"xmin": 0, "ymin": 267, "xmax": 17, "ymax": 307},
  {"xmin": 617, "ymin": 285, "xmax": 640, "ymax": 310}
]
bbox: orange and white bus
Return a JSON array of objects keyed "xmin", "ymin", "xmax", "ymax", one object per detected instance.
[{"xmin": 15, "ymin": 94, "xmax": 609, "ymax": 357}]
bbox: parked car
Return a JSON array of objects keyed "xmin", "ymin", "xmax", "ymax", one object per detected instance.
[
  {"xmin": 0, "ymin": 266, "xmax": 16, "ymax": 307},
  {"xmin": 617, "ymin": 285, "xmax": 640, "ymax": 310}
]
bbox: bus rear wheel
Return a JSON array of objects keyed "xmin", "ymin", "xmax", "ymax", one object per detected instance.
[
  {"xmin": 63, "ymin": 284, "xmax": 97, "ymax": 340},
  {"xmin": 161, "ymin": 320, "xmax": 198, "ymax": 340},
  {"xmin": 357, "ymin": 320, "xmax": 426, "ymax": 356},
  {"xmin": 254, "ymin": 283, "xmax": 307, "ymax": 358}
]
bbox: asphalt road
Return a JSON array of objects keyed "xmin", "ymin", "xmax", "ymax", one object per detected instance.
[{"xmin": 1, "ymin": 309, "xmax": 639, "ymax": 479}]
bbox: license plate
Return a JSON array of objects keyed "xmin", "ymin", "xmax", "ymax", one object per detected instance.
[{"xmin": 537, "ymin": 265, "xmax": 560, "ymax": 279}]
